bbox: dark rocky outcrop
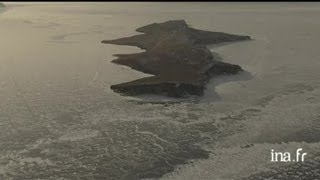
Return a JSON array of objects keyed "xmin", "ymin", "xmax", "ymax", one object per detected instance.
[{"xmin": 102, "ymin": 20, "xmax": 250, "ymax": 98}]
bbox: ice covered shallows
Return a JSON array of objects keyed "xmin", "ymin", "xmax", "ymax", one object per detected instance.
[{"xmin": 102, "ymin": 20, "xmax": 250, "ymax": 98}]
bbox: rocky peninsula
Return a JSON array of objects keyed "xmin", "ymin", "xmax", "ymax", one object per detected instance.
[{"xmin": 102, "ymin": 20, "xmax": 250, "ymax": 98}]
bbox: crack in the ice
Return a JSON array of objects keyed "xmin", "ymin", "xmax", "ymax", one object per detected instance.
[{"xmin": 134, "ymin": 125, "xmax": 173, "ymax": 145}]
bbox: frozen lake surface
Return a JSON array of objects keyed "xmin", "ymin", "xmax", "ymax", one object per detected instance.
[{"xmin": 0, "ymin": 2, "xmax": 320, "ymax": 179}]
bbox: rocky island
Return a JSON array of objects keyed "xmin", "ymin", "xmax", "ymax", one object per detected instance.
[{"xmin": 102, "ymin": 20, "xmax": 250, "ymax": 98}]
